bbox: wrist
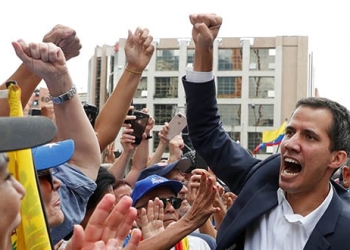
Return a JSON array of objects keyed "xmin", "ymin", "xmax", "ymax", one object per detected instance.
[{"xmin": 49, "ymin": 85, "xmax": 77, "ymax": 104}]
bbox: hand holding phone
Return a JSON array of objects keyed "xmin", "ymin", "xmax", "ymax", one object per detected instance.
[
  {"xmin": 167, "ymin": 112, "xmax": 187, "ymax": 141},
  {"xmin": 130, "ymin": 111, "xmax": 150, "ymax": 145}
]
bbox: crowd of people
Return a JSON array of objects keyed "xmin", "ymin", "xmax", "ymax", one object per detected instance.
[{"xmin": 1, "ymin": 13, "xmax": 350, "ymax": 250}]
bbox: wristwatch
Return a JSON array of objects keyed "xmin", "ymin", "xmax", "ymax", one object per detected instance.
[{"xmin": 49, "ymin": 86, "xmax": 77, "ymax": 104}]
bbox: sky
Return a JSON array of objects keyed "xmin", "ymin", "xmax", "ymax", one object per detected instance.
[{"xmin": 1, "ymin": 0, "xmax": 350, "ymax": 108}]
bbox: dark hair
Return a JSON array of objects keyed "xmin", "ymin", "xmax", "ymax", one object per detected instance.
[
  {"xmin": 86, "ymin": 167, "xmax": 115, "ymax": 211},
  {"xmin": 295, "ymin": 97, "xmax": 350, "ymax": 154}
]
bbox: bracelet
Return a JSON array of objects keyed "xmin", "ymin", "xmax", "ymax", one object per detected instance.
[
  {"xmin": 145, "ymin": 135, "xmax": 153, "ymax": 140},
  {"xmin": 49, "ymin": 85, "xmax": 77, "ymax": 104},
  {"xmin": 125, "ymin": 67, "xmax": 142, "ymax": 75}
]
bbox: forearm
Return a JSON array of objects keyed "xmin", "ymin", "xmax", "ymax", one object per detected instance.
[
  {"xmin": 51, "ymin": 74, "xmax": 100, "ymax": 181},
  {"xmin": 137, "ymin": 217, "xmax": 197, "ymax": 250},
  {"xmin": 95, "ymin": 69, "xmax": 143, "ymax": 152},
  {"xmin": 108, "ymin": 150, "xmax": 134, "ymax": 179},
  {"xmin": 147, "ymin": 141, "xmax": 168, "ymax": 166},
  {"xmin": 0, "ymin": 64, "xmax": 41, "ymax": 116},
  {"xmin": 199, "ymin": 217, "xmax": 217, "ymax": 238},
  {"xmin": 125, "ymin": 140, "xmax": 149, "ymax": 186}
]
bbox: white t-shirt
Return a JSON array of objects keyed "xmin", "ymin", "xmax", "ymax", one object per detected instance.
[{"xmin": 170, "ymin": 235, "xmax": 211, "ymax": 250}]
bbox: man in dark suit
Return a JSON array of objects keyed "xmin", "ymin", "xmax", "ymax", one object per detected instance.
[{"xmin": 182, "ymin": 13, "xmax": 350, "ymax": 250}]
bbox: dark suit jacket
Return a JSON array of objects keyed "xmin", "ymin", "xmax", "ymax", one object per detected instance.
[{"xmin": 183, "ymin": 77, "xmax": 350, "ymax": 250}]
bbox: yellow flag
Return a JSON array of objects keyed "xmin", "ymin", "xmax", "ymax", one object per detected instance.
[
  {"xmin": 262, "ymin": 121, "xmax": 287, "ymax": 143},
  {"xmin": 7, "ymin": 83, "xmax": 52, "ymax": 250}
]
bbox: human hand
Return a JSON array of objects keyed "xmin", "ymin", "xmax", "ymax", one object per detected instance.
[
  {"xmin": 104, "ymin": 143, "xmax": 116, "ymax": 163},
  {"xmin": 141, "ymin": 108, "xmax": 155, "ymax": 139},
  {"xmin": 221, "ymin": 191, "xmax": 237, "ymax": 210},
  {"xmin": 43, "ymin": 24, "xmax": 82, "ymax": 61},
  {"xmin": 120, "ymin": 125, "xmax": 137, "ymax": 153},
  {"xmin": 124, "ymin": 27, "xmax": 154, "ymax": 72},
  {"xmin": 64, "ymin": 194, "xmax": 141, "ymax": 250},
  {"xmin": 123, "ymin": 105, "xmax": 135, "ymax": 127},
  {"xmin": 136, "ymin": 198, "xmax": 165, "ymax": 239},
  {"xmin": 189, "ymin": 13, "xmax": 222, "ymax": 49},
  {"xmin": 11, "ymin": 40, "xmax": 68, "ymax": 85},
  {"xmin": 168, "ymin": 135, "xmax": 184, "ymax": 162},
  {"xmin": 179, "ymin": 172, "xmax": 220, "ymax": 228},
  {"xmin": 158, "ymin": 123, "xmax": 170, "ymax": 145}
]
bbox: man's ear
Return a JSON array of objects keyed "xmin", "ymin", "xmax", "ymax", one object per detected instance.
[{"xmin": 330, "ymin": 151, "xmax": 347, "ymax": 170}]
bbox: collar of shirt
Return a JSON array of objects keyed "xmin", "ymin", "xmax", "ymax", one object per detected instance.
[{"xmin": 277, "ymin": 184, "xmax": 333, "ymax": 238}]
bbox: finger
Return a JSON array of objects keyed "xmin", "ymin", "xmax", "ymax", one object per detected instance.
[
  {"xmin": 44, "ymin": 26, "xmax": 75, "ymax": 44},
  {"xmin": 65, "ymin": 225, "xmax": 85, "ymax": 250},
  {"xmin": 84, "ymin": 194, "xmax": 116, "ymax": 242},
  {"xmin": 101, "ymin": 196, "xmax": 136, "ymax": 242},
  {"xmin": 124, "ymin": 229, "xmax": 142, "ymax": 250}
]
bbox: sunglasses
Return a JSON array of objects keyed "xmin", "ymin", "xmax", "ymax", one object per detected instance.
[
  {"xmin": 159, "ymin": 197, "xmax": 182, "ymax": 209},
  {"xmin": 136, "ymin": 197, "xmax": 183, "ymax": 210},
  {"xmin": 37, "ymin": 168, "xmax": 54, "ymax": 189}
]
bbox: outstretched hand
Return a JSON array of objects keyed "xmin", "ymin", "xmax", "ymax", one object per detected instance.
[
  {"xmin": 65, "ymin": 194, "xmax": 141, "ymax": 250},
  {"xmin": 124, "ymin": 27, "xmax": 155, "ymax": 71}
]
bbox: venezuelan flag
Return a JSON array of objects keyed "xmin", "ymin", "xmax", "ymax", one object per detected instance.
[
  {"xmin": 253, "ymin": 121, "xmax": 287, "ymax": 154},
  {"xmin": 6, "ymin": 83, "xmax": 52, "ymax": 250}
]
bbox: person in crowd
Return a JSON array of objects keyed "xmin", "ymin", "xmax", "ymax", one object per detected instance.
[
  {"xmin": 131, "ymin": 174, "xmax": 213, "ymax": 249},
  {"xmin": 182, "ymin": 13, "xmax": 350, "ymax": 249},
  {"xmin": 137, "ymin": 158, "xmax": 217, "ymax": 249},
  {"xmin": 341, "ymin": 158, "xmax": 350, "ymax": 189},
  {"xmin": 11, "ymin": 24, "xmax": 154, "ymax": 244},
  {"xmin": 11, "ymin": 37, "xmax": 101, "ymax": 244},
  {"xmin": 114, "ymin": 178, "xmax": 133, "ymax": 203},
  {"xmin": 108, "ymin": 107, "xmax": 155, "ymax": 187},
  {"xmin": 0, "ymin": 117, "xmax": 141, "ymax": 250},
  {"xmin": 94, "ymin": 29, "xmax": 155, "ymax": 153}
]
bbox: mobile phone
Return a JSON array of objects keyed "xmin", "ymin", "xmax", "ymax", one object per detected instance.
[
  {"xmin": 29, "ymin": 109, "xmax": 41, "ymax": 116},
  {"xmin": 83, "ymin": 104, "xmax": 99, "ymax": 127},
  {"xmin": 167, "ymin": 112, "xmax": 187, "ymax": 141},
  {"xmin": 130, "ymin": 111, "xmax": 149, "ymax": 145}
]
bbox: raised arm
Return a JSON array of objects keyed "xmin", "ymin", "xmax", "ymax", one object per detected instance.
[
  {"xmin": 95, "ymin": 28, "xmax": 154, "ymax": 152},
  {"xmin": 11, "ymin": 40, "xmax": 100, "ymax": 180}
]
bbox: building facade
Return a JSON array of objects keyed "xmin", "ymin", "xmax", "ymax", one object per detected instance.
[{"xmin": 88, "ymin": 36, "xmax": 311, "ymax": 159}]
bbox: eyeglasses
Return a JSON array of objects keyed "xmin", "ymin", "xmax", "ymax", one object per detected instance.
[
  {"xmin": 37, "ymin": 168, "xmax": 54, "ymax": 190},
  {"xmin": 136, "ymin": 197, "xmax": 183, "ymax": 210},
  {"xmin": 159, "ymin": 197, "xmax": 182, "ymax": 209}
]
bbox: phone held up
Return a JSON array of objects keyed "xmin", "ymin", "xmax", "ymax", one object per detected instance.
[
  {"xmin": 167, "ymin": 112, "xmax": 187, "ymax": 141},
  {"xmin": 130, "ymin": 110, "xmax": 150, "ymax": 145}
]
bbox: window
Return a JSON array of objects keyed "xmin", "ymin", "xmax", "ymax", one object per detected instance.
[
  {"xmin": 218, "ymin": 104, "xmax": 241, "ymax": 127},
  {"xmin": 249, "ymin": 77, "xmax": 275, "ymax": 98},
  {"xmin": 154, "ymin": 104, "xmax": 176, "ymax": 125},
  {"xmin": 250, "ymin": 48, "xmax": 275, "ymax": 71},
  {"xmin": 248, "ymin": 132, "xmax": 264, "ymax": 154},
  {"xmin": 217, "ymin": 77, "xmax": 242, "ymax": 98},
  {"xmin": 249, "ymin": 104, "xmax": 274, "ymax": 127},
  {"xmin": 156, "ymin": 49, "xmax": 179, "ymax": 71},
  {"xmin": 154, "ymin": 77, "xmax": 179, "ymax": 98},
  {"xmin": 134, "ymin": 77, "xmax": 148, "ymax": 98},
  {"xmin": 218, "ymin": 49, "xmax": 242, "ymax": 71}
]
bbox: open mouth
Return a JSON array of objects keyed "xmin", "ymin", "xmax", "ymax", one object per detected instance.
[{"xmin": 283, "ymin": 158, "xmax": 302, "ymax": 176}]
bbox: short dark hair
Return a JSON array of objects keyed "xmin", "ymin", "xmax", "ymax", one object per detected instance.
[
  {"xmin": 295, "ymin": 97, "xmax": 350, "ymax": 154},
  {"xmin": 86, "ymin": 167, "xmax": 115, "ymax": 211}
]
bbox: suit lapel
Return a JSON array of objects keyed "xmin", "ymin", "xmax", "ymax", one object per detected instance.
[{"xmin": 217, "ymin": 183, "xmax": 278, "ymax": 249}]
